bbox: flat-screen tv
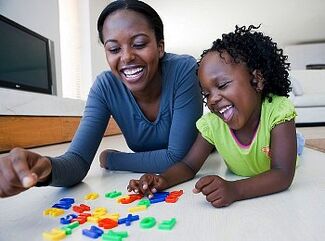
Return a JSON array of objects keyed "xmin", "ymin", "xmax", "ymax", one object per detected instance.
[{"xmin": 0, "ymin": 14, "xmax": 56, "ymax": 95}]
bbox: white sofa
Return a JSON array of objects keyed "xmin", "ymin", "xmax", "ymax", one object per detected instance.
[{"xmin": 289, "ymin": 70, "xmax": 325, "ymax": 125}]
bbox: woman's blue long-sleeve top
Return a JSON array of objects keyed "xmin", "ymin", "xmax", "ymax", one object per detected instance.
[{"xmin": 49, "ymin": 53, "xmax": 203, "ymax": 186}]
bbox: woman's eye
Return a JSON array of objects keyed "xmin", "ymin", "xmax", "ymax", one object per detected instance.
[
  {"xmin": 107, "ymin": 47, "xmax": 120, "ymax": 54},
  {"xmin": 133, "ymin": 43, "xmax": 146, "ymax": 49}
]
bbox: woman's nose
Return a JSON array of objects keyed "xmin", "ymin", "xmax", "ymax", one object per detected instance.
[{"xmin": 121, "ymin": 47, "xmax": 135, "ymax": 64}]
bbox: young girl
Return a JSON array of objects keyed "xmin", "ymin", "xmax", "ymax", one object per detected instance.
[{"xmin": 127, "ymin": 25, "xmax": 300, "ymax": 208}]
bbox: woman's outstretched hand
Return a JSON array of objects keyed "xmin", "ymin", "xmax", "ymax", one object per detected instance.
[
  {"xmin": 127, "ymin": 174, "xmax": 168, "ymax": 198},
  {"xmin": 193, "ymin": 175, "xmax": 238, "ymax": 208},
  {"xmin": 0, "ymin": 147, "xmax": 52, "ymax": 198}
]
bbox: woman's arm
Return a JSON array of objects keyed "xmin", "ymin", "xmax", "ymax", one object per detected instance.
[{"xmin": 49, "ymin": 80, "xmax": 110, "ymax": 187}]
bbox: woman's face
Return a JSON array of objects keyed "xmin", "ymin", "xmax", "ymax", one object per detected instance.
[
  {"xmin": 102, "ymin": 9, "xmax": 164, "ymax": 93},
  {"xmin": 198, "ymin": 51, "xmax": 262, "ymax": 131}
]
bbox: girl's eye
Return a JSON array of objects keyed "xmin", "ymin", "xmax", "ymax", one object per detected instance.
[{"xmin": 218, "ymin": 81, "xmax": 229, "ymax": 89}]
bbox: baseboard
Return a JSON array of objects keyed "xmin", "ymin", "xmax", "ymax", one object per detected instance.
[
  {"xmin": 0, "ymin": 116, "xmax": 121, "ymax": 153},
  {"xmin": 296, "ymin": 122, "xmax": 325, "ymax": 127}
]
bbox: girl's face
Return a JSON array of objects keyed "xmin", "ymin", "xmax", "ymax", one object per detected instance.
[
  {"xmin": 198, "ymin": 51, "xmax": 263, "ymax": 131},
  {"xmin": 102, "ymin": 10, "xmax": 164, "ymax": 94}
]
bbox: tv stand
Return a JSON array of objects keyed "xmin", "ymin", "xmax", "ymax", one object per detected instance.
[{"xmin": 0, "ymin": 88, "xmax": 121, "ymax": 153}]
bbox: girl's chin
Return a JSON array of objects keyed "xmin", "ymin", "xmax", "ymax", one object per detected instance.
[{"xmin": 224, "ymin": 118, "xmax": 240, "ymax": 130}]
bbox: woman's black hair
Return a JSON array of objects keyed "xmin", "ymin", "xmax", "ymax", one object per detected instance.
[
  {"xmin": 97, "ymin": 0, "xmax": 164, "ymax": 44},
  {"xmin": 198, "ymin": 25, "xmax": 291, "ymax": 101}
]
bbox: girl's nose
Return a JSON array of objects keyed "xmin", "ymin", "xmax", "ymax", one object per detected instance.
[{"xmin": 209, "ymin": 91, "xmax": 222, "ymax": 105}]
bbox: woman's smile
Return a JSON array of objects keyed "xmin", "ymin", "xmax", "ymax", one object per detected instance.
[{"xmin": 120, "ymin": 66, "xmax": 145, "ymax": 83}]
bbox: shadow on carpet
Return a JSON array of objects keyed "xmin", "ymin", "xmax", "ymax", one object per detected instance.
[{"xmin": 305, "ymin": 138, "xmax": 325, "ymax": 153}]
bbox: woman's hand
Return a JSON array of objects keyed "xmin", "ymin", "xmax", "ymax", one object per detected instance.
[
  {"xmin": 0, "ymin": 147, "xmax": 52, "ymax": 198},
  {"xmin": 193, "ymin": 175, "xmax": 238, "ymax": 208},
  {"xmin": 99, "ymin": 149, "xmax": 120, "ymax": 169},
  {"xmin": 127, "ymin": 174, "xmax": 168, "ymax": 198}
]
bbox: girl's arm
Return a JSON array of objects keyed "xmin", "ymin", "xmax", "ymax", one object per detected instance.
[
  {"xmin": 194, "ymin": 120, "xmax": 297, "ymax": 207},
  {"xmin": 233, "ymin": 120, "xmax": 297, "ymax": 199},
  {"xmin": 161, "ymin": 134, "xmax": 214, "ymax": 186},
  {"xmin": 128, "ymin": 134, "xmax": 214, "ymax": 194}
]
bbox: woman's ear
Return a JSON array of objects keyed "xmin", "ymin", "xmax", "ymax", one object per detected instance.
[
  {"xmin": 252, "ymin": 70, "xmax": 265, "ymax": 92},
  {"xmin": 158, "ymin": 40, "xmax": 165, "ymax": 58}
]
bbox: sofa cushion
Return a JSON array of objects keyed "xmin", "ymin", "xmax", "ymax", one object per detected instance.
[
  {"xmin": 293, "ymin": 94, "xmax": 325, "ymax": 107},
  {"xmin": 291, "ymin": 77, "xmax": 304, "ymax": 96}
]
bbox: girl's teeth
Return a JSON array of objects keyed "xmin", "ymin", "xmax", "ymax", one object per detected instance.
[{"xmin": 219, "ymin": 105, "xmax": 232, "ymax": 114}]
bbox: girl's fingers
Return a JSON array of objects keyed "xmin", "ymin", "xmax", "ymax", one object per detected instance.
[{"xmin": 127, "ymin": 179, "xmax": 141, "ymax": 193}]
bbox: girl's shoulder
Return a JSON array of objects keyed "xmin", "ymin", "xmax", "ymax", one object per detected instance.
[
  {"xmin": 262, "ymin": 95, "xmax": 297, "ymax": 129},
  {"xmin": 196, "ymin": 112, "xmax": 224, "ymax": 134},
  {"xmin": 262, "ymin": 95, "xmax": 295, "ymax": 111}
]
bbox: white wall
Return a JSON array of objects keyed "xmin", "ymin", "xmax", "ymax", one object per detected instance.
[
  {"xmin": 58, "ymin": 0, "xmax": 93, "ymax": 100},
  {"xmin": 146, "ymin": 0, "xmax": 325, "ymax": 59},
  {"xmin": 57, "ymin": 0, "xmax": 109, "ymax": 100},
  {"xmin": 89, "ymin": 0, "xmax": 112, "ymax": 82},
  {"xmin": 1, "ymin": 0, "xmax": 325, "ymax": 116}
]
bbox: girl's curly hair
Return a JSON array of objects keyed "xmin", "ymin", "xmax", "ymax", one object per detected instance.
[{"xmin": 198, "ymin": 25, "xmax": 291, "ymax": 101}]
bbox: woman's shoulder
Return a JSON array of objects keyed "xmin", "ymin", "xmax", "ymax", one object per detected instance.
[
  {"xmin": 95, "ymin": 70, "xmax": 116, "ymax": 83},
  {"xmin": 161, "ymin": 53, "xmax": 197, "ymax": 68},
  {"xmin": 161, "ymin": 53, "xmax": 198, "ymax": 83},
  {"xmin": 162, "ymin": 52, "xmax": 196, "ymax": 61},
  {"xmin": 89, "ymin": 71, "xmax": 125, "ymax": 97},
  {"xmin": 93, "ymin": 71, "xmax": 122, "ymax": 88}
]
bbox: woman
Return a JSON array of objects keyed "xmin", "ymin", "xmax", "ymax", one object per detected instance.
[{"xmin": 0, "ymin": 0, "xmax": 202, "ymax": 198}]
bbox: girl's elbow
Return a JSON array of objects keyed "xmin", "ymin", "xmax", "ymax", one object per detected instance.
[{"xmin": 279, "ymin": 172, "xmax": 295, "ymax": 191}]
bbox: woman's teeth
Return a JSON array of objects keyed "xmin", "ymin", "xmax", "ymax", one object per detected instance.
[{"xmin": 123, "ymin": 67, "xmax": 143, "ymax": 78}]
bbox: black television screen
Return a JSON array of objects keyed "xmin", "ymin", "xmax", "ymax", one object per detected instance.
[{"xmin": 0, "ymin": 14, "xmax": 55, "ymax": 95}]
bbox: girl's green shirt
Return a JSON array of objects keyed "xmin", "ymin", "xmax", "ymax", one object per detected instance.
[{"xmin": 197, "ymin": 95, "xmax": 297, "ymax": 177}]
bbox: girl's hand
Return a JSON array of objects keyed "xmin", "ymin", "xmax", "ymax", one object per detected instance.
[
  {"xmin": 0, "ymin": 148, "xmax": 52, "ymax": 198},
  {"xmin": 127, "ymin": 174, "xmax": 168, "ymax": 198},
  {"xmin": 193, "ymin": 175, "xmax": 238, "ymax": 208}
]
